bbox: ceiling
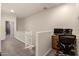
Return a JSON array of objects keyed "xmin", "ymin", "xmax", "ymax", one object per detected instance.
[{"xmin": 2, "ymin": 3, "xmax": 63, "ymax": 18}]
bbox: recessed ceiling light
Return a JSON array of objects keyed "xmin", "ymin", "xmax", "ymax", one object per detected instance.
[{"xmin": 10, "ymin": 9, "xmax": 14, "ymax": 13}]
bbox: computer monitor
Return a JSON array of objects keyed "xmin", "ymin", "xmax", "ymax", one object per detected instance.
[{"xmin": 54, "ymin": 28, "xmax": 64, "ymax": 35}]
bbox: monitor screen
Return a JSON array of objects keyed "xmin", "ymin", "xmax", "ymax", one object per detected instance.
[
  {"xmin": 54, "ymin": 28, "xmax": 63, "ymax": 34},
  {"xmin": 64, "ymin": 29, "xmax": 72, "ymax": 35}
]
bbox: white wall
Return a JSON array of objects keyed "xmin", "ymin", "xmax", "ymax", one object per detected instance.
[
  {"xmin": 16, "ymin": 17, "xmax": 26, "ymax": 31},
  {"xmin": 25, "ymin": 4, "xmax": 78, "ymax": 34},
  {"xmin": 36, "ymin": 31, "xmax": 52, "ymax": 56},
  {"xmin": 76, "ymin": 3, "xmax": 79, "ymax": 56},
  {"xmin": 1, "ymin": 13, "xmax": 16, "ymax": 40},
  {"xmin": 24, "ymin": 4, "xmax": 78, "ymax": 55},
  {"xmin": 16, "ymin": 18, "xmax": 33, "ymax": 45},
  {"xmin": 15, "ymin": 31, "xmax": 25, "ymax": 43},
  {"xmin": 25, "ymin": 4, "xmax": 77, "ymax": 31},
  {"xmin": 0, "ymin": 3, "xmax": 1, "ymax": 52}
]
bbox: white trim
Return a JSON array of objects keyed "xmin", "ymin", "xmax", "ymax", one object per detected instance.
[
  {"xmin": 36, "ymin": 30, "xmax": 52, "ymax": 34},
  {"xmin": 43, "ymin": 48, "xmax": 52, "ymax": 56}
]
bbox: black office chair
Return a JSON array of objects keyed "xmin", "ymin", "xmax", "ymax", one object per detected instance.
[{"xmin": 57, "ymin": 35, "xmax": 76, "ymax": 56}]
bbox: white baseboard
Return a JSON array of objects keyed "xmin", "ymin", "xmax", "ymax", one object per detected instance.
[{"xmin": 43, "ymin": 48, "xmax": 52, "ymax": 56}]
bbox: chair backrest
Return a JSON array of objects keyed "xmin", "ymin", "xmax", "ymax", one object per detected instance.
[{"xmin": 59, "ymin": 35, "xmax": 76, "ymax": 45}]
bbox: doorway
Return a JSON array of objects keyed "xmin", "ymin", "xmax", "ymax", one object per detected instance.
[
  {"xmin": 5, "ymin": 21, "xmax": 10, "ymax": 36},
  {"xmin": 5, "ymin": 21, "xmax": 14, "ymax": 38}
]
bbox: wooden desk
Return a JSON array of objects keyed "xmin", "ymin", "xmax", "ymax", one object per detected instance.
[{"xmin": 51, "ymin": 35, "xmax": 58, "ymax": 50}]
